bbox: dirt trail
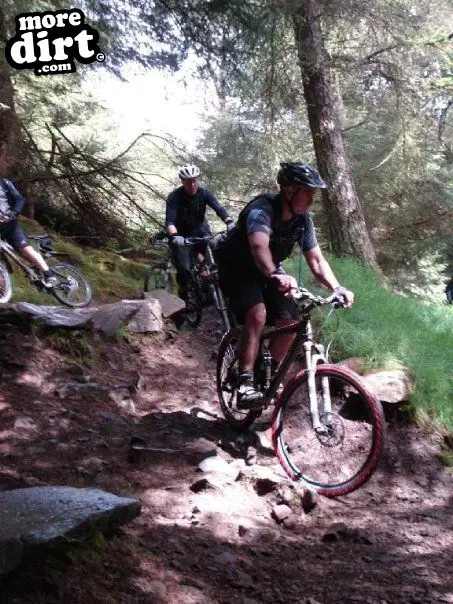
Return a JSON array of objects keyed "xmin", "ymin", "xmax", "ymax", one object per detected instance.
[{"xmin": 0, "ymin": 308, "xmax": 452, "ymax": 603}]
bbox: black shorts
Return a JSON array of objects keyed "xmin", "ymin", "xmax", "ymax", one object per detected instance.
[
  {"xmin": 218, "ymin": 262, "xmax": 298, "ymax": 325},
  {"xmin": 0, "ymin": 220, "xmax": 29, "ymax": 251}
]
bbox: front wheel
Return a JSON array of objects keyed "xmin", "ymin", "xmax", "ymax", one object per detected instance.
[
  {"xmin": 216, "ymin": 327, "xmax": 262, "ymax": 431},
  {"xmin": 272, "ymin": 365, "xmax": 385, "ymax": 497},
  {"xmin": 184, "ymin": 278, "xmax": 202, "ymax": 328},
  {"xmin": 0, "ymin": 260, "xmax": 12, "ymax": 303},
  {"xmin": 49, "ymin": 263, "xmax": 92, "ymax": 308}
]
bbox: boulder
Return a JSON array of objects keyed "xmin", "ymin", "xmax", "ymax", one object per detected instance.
[
  {"xmin": 144, "ymin": 290, "xmax": 185, "ymax": 318},
  {"xmin": 14, "ymin": 299, "xmax": 164, "ymax": 334},
  {"xmin": 90, "ymin": 299, "xmax": 162, "ymax": 334},
  {"xmin": 15, "ymin": 302, "xmax": 92, "ymax": 327},
  {"xmin": 126, "ymin": 299, "xmax": 163, "ymax": 333},
  {"xmin": 334, "ymin": 357, "xmax": 366, "ymax": 374},
  {"xmin": 362, "ymin": 369, "xmax": 415, "ymax": 403},
  {"xmin": 334, "ymin": 358, "xmax": 415, "ymax": 403},
  {"xmin": 0, "ymin": 486, "xmax": 141, "ymax": 576}
]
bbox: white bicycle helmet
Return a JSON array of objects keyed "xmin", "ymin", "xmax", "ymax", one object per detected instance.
[{"xmin": 179, "ymin": 165, "xmax": 200, "ymax": 179}]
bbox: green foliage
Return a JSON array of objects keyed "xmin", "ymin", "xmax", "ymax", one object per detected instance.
[
  {"xmin": 286, "ymin": 254, "xmax": 453, "ymax": 429},
  {"xmin": 45, "ymin": 328, "xmax": 94, "ymax": 367},
  {"xmin": 439, "ymin": 448, "xmax": 453, "ymax": 472}
]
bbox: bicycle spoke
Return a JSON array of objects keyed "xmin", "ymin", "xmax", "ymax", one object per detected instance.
[{"xmin": 50, "ymin": 263, "xmax": 92, "ymax": 308}]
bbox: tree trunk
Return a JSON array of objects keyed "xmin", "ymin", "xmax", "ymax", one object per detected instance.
[
  {"xmin": 0, "ymin": 6, "xmax": 22, "ymax": 173},
  {"xmin": 293, "ymin": 0, "xmax": 382, "ymax": 274}
]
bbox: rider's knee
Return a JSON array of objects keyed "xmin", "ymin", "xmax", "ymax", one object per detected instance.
[{"xmin": 245, "ymin": 304, "xmax": 266, "ymax": 331}]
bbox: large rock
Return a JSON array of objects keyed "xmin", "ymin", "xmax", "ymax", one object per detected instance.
[
  {"xmin": 91, "ymin": 299, "xmax": 162, "ymax": 334},
  {"xmin": 0, "ymin": 486, "xmax": 141, "ymax": 576},
  {"xmin": 15, "ymin": 302, "xmax": 93, "ymax": 327},
  {"xmin": 144, "ymin": 290, "xmax": 185, "ymax": 318},
  {"xmin": 126, "ymin": 299, "xmax": 163, "ymax": 333},
  {"xmin": 362, "ymin": 369, "xmax": 415, "ymax": 403},
  {"xmin": 14, "ymin": 300, "xmax": 164, "ymax": 334},
  {"xmin": 335, "ymin": 358, "xmax": 415, "ymax": 403}
]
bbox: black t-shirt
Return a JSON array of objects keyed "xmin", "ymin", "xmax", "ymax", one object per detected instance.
[
  {"xmin": 218, "ymin": 193, "xmax": 318, "ymax": 270},
  {"xmin": 165, "ymin": 186, "xmax": 229, "ymax": 237}
]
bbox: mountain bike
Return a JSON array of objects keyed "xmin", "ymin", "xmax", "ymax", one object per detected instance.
[
  {"xmin": 216, "ymin": 287, "xmax": 385, "ymax": 497},
  {"xmin": 183, "ymin": 234, "xmax": 232, "ymax": 330},
  {"xmin": 0, "ymin": 232, "xmax": 92, "ymax": 307},
  {"xmin": 144, "ymin": 240, "xmax": 176, "ymax": 295},
  {"xmin": 144, "ymin": 234, "xmax": 233, "ymax": 331}
]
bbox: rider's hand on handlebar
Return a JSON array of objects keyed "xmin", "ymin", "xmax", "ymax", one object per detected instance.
[
  {"xmin": 172, "ymin": 235, "xmax": 185, "ymax": 247},
  {"xmin": 333, "ymin": 285, "xmax": 354, "ymax": 308},
  {"xmin": 270, "ymin": 273, "xmax": 299, "ymax": 298},
  {"xmin": 0, "ymin": 210, "xmax": 15, "ymax": 224},
  {"xmin": 226, "ymin": 220, "xmax": 235, "ymax": 232}
]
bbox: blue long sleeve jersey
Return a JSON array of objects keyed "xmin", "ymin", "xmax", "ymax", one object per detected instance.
[
  {"xmin": 165, "ymin": 186, "xmax": 229, "ymax": 236},
  {"xmin": 0, "ymin": 179, "xmax": 26, "ymax": 216}
]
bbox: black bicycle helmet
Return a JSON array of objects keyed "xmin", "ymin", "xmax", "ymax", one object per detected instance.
[{"xmin": 277, "ymin": 162, "xmax": 327, "ymax": 189}]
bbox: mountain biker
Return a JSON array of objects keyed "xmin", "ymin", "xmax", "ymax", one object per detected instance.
[
  {"xmin": 216, "ymin": 161, "xmax": 354, "ymax": 408},
  {"xmin": 165, "ymin": 165, "xmax": 234, "ymax": 299},
  {"xmin": 0, "ymin": 178, "xmax": 57, "ymax": 287}
]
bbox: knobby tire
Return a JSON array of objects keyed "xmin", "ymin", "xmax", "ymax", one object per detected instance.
[
  {"xmin": 49, "ymin": 263, "xmax": 92, "ymax": 308},
  {"xmin": 0, "ymin": 260, "xmax": 12, "ymax": 303},
  {"xmin": 272, "ymin": 364, "xmax": 385, "ymax": 497},
  {"xmin": 216, "ymin": 327, "xmax": 262, "ymax": 431},
  {"xmin": 185, "ymin": 278, "xmax": 202, "ymax": 328}
]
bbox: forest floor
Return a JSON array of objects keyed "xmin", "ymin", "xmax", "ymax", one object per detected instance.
[{"xmin": 0, "ymin": 307, "xmax": 453, "ymax": 604}]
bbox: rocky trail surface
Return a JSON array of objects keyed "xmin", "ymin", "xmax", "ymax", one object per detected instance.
[{"xmin": 0, "ymin": 308, "xmax": 452, "ymax": 603}]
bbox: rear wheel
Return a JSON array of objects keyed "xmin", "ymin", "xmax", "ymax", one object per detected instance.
[
  {"xmin": 144, "ymin": 266, "xmax": 175, "ymax": 294},
  {"xmin": 216, "ymin": 328, "xmax": 262, "ymax": 431},
  {"xmin": 49, "ymin": 263, "xmax": 92, "ymax": 308},
  {"xmin": 0, "ymin": 260, "xmax": 12, "ymax": 303},
  {"xmin": 272, "ymin": 365, "xmax": 385, "ymax": 497}
]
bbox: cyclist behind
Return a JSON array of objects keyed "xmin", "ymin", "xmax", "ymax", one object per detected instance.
[
  {"xmin": 0, "ymin": 178, "xmax": 57, "ymax": 287},
  {"xmin": 216, "ymin": 161, "xmax": 354, "ymax": 408},
  {"xmin": 165, "ymin": 165, "xmax": 234, "ymax": 299}
]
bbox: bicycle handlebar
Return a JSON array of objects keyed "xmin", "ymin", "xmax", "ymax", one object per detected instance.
[
  {"xmin": 183, "ymin": 233, "xmax": 226, "ymax": 245},
  {"xmin": 293, "ymin": 287, "xmax": 344, "ymax": 309},
  {"xmin": 150, "ymin": 233, "xmax": 226, "ymax": 247}
]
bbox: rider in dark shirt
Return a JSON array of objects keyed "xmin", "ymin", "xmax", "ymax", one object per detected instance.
[
  {"xmin": 165, "ymin": 165, "xmax": 234, "ymax": 298},
  {"xmin": 0, "ymin": 178, "xmax": 57, "ymax": 287},
  {"xmin": 216, "ymin": 162, "xmax": 354, "ymax": 407}
]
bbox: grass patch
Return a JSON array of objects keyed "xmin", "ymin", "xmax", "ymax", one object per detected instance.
[{"xmin": 286, "ymin": 254, "xmax": 453, "ymax": 430}]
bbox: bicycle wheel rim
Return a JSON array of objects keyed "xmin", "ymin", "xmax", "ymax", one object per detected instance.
[
  {"xmin": 273, "ymin": 365, "xmax": 385, "ymax": 497},
  {"xmin": 50, "ymin": 263, "xmax": 92, "ymax": 308},
  {"xmin": 216, "ymin": 328, "xmax": 261, "ymax": 431},
  {"xmin": 0, "ymin": 261, "xmax": 12, "ymax": 303}
]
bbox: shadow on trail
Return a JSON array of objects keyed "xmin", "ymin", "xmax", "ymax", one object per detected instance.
[
  {"xmin": 1, "ymin": 499, "xmax": 452, "ymax": 604},
  {"xmin": 1, "ymin": 307, "xmax": 453, "ymax": 603}
]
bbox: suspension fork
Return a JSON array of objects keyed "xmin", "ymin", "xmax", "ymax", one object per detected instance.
[{"xmin": 303, "ymin": 321, "xmax": 332, "ymax": 431}]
